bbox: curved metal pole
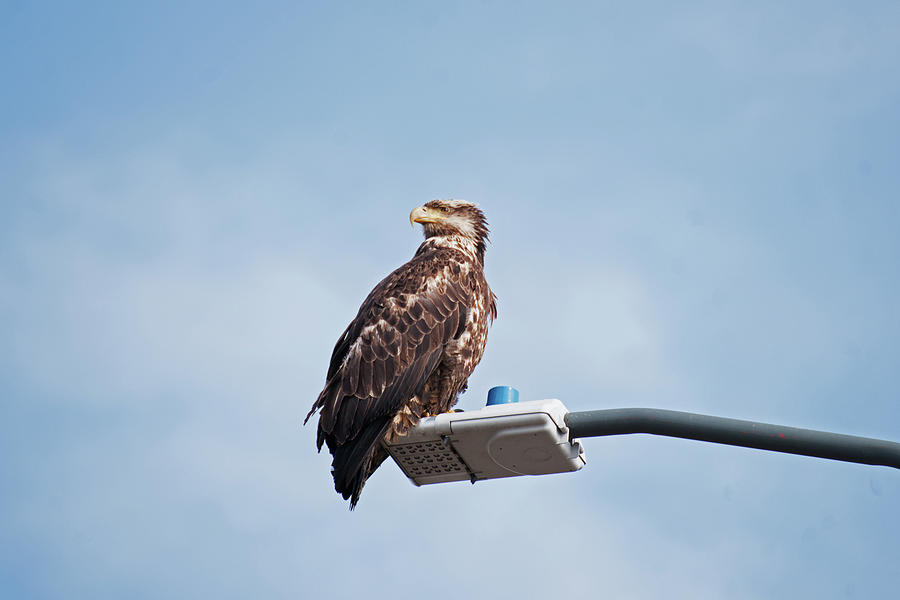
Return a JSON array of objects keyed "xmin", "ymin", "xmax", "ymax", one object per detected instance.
[{"xmin": 565, "ymin": 408, "xmax": 900, "ymax": 469}]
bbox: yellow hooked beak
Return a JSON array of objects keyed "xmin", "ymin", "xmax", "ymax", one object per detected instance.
[{"xmin": 409, "ymin": 205, "xmax": 441, "ymax": 226}]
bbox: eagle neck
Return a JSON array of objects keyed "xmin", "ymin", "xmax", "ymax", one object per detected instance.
[{"xmin": 418, "ymin": 235, "xmax": 484, "ymax": 264}]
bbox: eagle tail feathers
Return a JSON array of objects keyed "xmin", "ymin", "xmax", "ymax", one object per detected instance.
[{"xmin": 328, "ymin": 417, "xmax": 392, "ymax": 510}]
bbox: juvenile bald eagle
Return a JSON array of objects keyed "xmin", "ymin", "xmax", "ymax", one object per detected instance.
[{"xmin": 305, "ymin": 199, "xmax": 497, "ymax": 508}]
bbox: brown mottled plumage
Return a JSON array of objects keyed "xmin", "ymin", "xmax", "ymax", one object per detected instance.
[{"xmin": 305, "ymin": 199, "xmax": 497, "ymax": 508}]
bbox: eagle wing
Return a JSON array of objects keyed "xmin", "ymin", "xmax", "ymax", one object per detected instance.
[{"xmin": 306, "ymin": 253, "xmax": 471, "ymax": 453}]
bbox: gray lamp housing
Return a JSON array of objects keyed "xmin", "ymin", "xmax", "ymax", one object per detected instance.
[{"xmin": 383, "ymin": 399, "xmax": 586, "ymax": 486}]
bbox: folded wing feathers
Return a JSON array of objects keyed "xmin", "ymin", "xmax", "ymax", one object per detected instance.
[{"xmin": 313, "ymin": 269, "xmax": 471, "ymax": 445}]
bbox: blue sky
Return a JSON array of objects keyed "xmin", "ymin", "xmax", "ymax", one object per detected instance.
[{"xmin": 2, "ymin": 2, "xmax": 899, "ymax": 598}]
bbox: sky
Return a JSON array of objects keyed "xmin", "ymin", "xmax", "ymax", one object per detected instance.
[{"xmin": 2, "ymin": 1, "xmax": 900, "ymax": 598}]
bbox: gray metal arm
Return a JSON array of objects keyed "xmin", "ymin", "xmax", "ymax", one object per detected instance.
[{"xmin": 565, "ymin": 408, "xmax": 900, "ymax": 469}]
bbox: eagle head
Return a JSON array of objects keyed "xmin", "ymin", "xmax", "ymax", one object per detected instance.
[{"xmin": 409, "ymin": 199, "xmax": 489, "ymax": 248}]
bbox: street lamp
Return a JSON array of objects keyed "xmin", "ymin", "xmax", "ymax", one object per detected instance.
[{"xmin": 383, "ymin": 386, "xmax": 900, "ymax": 487}]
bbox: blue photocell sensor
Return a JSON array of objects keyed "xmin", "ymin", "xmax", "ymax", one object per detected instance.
[{"xmin": 486, "ymin": 386, "xmax": 520, "ymax": 406}]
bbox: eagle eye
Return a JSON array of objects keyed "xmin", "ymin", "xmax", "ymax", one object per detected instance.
[{"xmin": 440, "ymin": 206, "xmax": 450, "ymax": 213}]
